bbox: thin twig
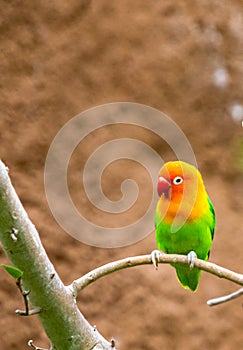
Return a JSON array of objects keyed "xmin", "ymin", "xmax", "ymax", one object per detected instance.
[
  {"xmin": 207, "ymin": 288, "xmax": 243, "ymax": 307},
  {"xmin": 16, "ymin": 277, "xmax": 30, "ymax": 315},
  {"xmin": 69, "ymin": 253, "xmax": 243, "ymax": 298},
  {"xmin": 28, "ymin": 340, "xmax": 49, "ymax": 350},
  {"xmin": 15, "ymin": 277, "xmax": 41, "ymax": 316}
]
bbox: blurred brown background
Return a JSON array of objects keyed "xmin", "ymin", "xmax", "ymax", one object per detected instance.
[{"xmin": 1, "ymin": 1, "xmax": 243, "ymax": 349}]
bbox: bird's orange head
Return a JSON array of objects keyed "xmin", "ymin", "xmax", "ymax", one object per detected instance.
[{"xmin": 156, "ymin": 161, "xmax": 208, "ymax": 224}]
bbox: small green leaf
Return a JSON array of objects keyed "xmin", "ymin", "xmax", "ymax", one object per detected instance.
[{"xmin": 1, "ymin": 264, "xmax": 23, "ymax": 279}]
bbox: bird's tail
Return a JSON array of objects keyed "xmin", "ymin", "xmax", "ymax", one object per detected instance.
[{"xmin": 172, "ymin": 263, "xmax": 201, "ymax": 292}]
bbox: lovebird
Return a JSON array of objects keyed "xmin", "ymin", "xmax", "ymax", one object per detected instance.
[{"xmin": 154, "ymin": 161, "xmax": 215, "ymax": 291}]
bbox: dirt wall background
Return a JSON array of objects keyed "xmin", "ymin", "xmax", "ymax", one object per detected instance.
[{"xmin": 1, "ymin": 1, "xmax": 243, "ymax": 349}]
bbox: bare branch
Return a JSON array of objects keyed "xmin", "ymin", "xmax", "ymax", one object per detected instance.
[
  {"xmin": 69, "ymin": 253, "xmax": 243, "ymax": 298},
  {"xmin": 0, "ymin": 160, "xmax": 113, "ymax": 350},
  {"xmin": 207, "ymin": 288, "xmax": 243, "ymax": 307},
  {"xmin": 28, "ymin": 339, "xmax": 49, "ymax": 350}
]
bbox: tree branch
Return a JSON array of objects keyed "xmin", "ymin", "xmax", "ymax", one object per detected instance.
[
  {"xmin": 69, "ymin": 253, "xmax": 243, "ymax": 298},
  {"xmin": 0, "ymin": 161, "xmax": 113, "ymax": 350},
  {"xmin": 207, "ymin": 288, "xmax": 243, "ymax": 306},
  {"xmin": 1, "ymin": 158, "xmax": 243, "ymax": 349}
]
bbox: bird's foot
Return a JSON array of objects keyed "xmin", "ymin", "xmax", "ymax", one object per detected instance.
[
  {"xmin": 187, "ymin": 251, "xmax": 197, "ymax": 270},
  {"xmin": 150, "ymin": 250, "xmax": 162, "ymax": 270}
]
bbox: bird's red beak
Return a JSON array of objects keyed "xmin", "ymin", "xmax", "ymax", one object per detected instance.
[{"xmin": 157, "ymin": 176, "xmax": 171, "ymax": 198}]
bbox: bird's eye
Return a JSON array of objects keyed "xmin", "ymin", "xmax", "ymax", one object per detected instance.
[{"xmin": 173, "ymin": 176, "xmax": 183, "ymax": 185}]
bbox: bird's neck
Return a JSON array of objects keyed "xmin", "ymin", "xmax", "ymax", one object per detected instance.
[{"xmin": 157, "ymin": 188, "xmax": 209, "ymax": 224}]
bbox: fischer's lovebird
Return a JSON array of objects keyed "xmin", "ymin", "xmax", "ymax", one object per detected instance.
[{"xmin": 154, "ymin": 161, "xmax": 215, "ymax": 291}]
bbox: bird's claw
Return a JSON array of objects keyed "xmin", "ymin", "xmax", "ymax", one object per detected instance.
[
  {"xmin": 151, "ymin": 250, "xmax": 161, "ymax": 270},
  {"xmin": 187, "ymin": 251, "xmax": 197, "ymax": 270}
]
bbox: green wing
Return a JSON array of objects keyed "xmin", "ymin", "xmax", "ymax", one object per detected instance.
[
  {"xmin": 207, "ymin": 197, "xmax": 215, "ymax": 259},
  {"xmin": 208, "ymin": 197, "xmax": 216, "ymax": 241}
]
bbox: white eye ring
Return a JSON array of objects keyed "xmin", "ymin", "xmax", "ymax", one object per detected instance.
[{"xmin": 173, "ymin": 176, "xmax": 183, "ymax": 185}]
